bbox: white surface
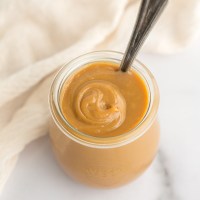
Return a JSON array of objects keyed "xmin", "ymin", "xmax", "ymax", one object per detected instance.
[{"xmin": 1, "ymin": 42, "xmax": 200, "ymax": 200}]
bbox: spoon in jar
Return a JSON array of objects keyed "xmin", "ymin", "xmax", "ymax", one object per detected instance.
[{"xmin": 120, "ymin": 0, "xmax": 168, "ymax": 72}]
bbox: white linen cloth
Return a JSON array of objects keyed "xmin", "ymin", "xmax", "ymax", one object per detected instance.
[{"xmin": 0, "ymin": 0, "xmax": 200, "ymax": 196}]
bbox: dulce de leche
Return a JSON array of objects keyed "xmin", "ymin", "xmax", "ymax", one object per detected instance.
[{"xmin": 49, "ymin": 51, "xmax": 160, "ymax": 188}]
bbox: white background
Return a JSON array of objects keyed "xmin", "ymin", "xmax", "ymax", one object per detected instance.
[{"xmin": 1, "ymin": 41, "xmax": 200, "ymax": 200}]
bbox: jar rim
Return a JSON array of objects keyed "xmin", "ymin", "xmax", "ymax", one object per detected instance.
[{"xmin": 49, "ymin": 50, "xmax": 159, "ymax": 148}]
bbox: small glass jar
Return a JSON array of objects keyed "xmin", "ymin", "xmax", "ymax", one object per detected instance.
[{"xmin": 49, "ymin": 51, "xmax": 159, "ymax": 188}]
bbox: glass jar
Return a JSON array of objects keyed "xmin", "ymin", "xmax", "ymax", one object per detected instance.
[{"xmin": 49, "ymin": 51, "xmax": 160, "ymax": 188}]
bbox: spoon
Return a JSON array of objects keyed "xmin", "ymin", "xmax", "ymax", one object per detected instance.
[{"xmin": 120, "ymin": 0, "xmax": 168, "ymax": 72}]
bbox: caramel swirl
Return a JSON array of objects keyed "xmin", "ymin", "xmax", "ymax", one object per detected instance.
[
  {"xmin": 61, "ymin": 62, "xmax": 149, "ymax": 137},
  {"xmin": 74, "ymin": 80, "xmax": 126, "ymax": 133}
]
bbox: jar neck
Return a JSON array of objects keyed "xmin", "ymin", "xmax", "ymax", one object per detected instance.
[{"xmin": 49, "ymin": 51, "xmax": 159, "ymax": 148}]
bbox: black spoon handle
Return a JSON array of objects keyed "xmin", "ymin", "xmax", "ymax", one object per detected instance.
[{"xmin": 120, "ymin": 0, "xmax": 168, "ymax": 72}]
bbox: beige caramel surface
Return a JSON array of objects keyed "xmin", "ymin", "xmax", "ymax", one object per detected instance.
[{"xmin": 60, "ymin": 62, "xmax": 149, "ymax": 137}]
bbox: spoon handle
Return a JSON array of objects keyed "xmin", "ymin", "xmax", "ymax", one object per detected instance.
[{"xmin": 120, "ymin": 0, "xmax": 168, "ymax": 72}]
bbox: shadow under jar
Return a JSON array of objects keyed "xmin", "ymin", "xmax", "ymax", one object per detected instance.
[{"xmin": 49, "ymin": 51, "xmax": 160, "ymax": 188}]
